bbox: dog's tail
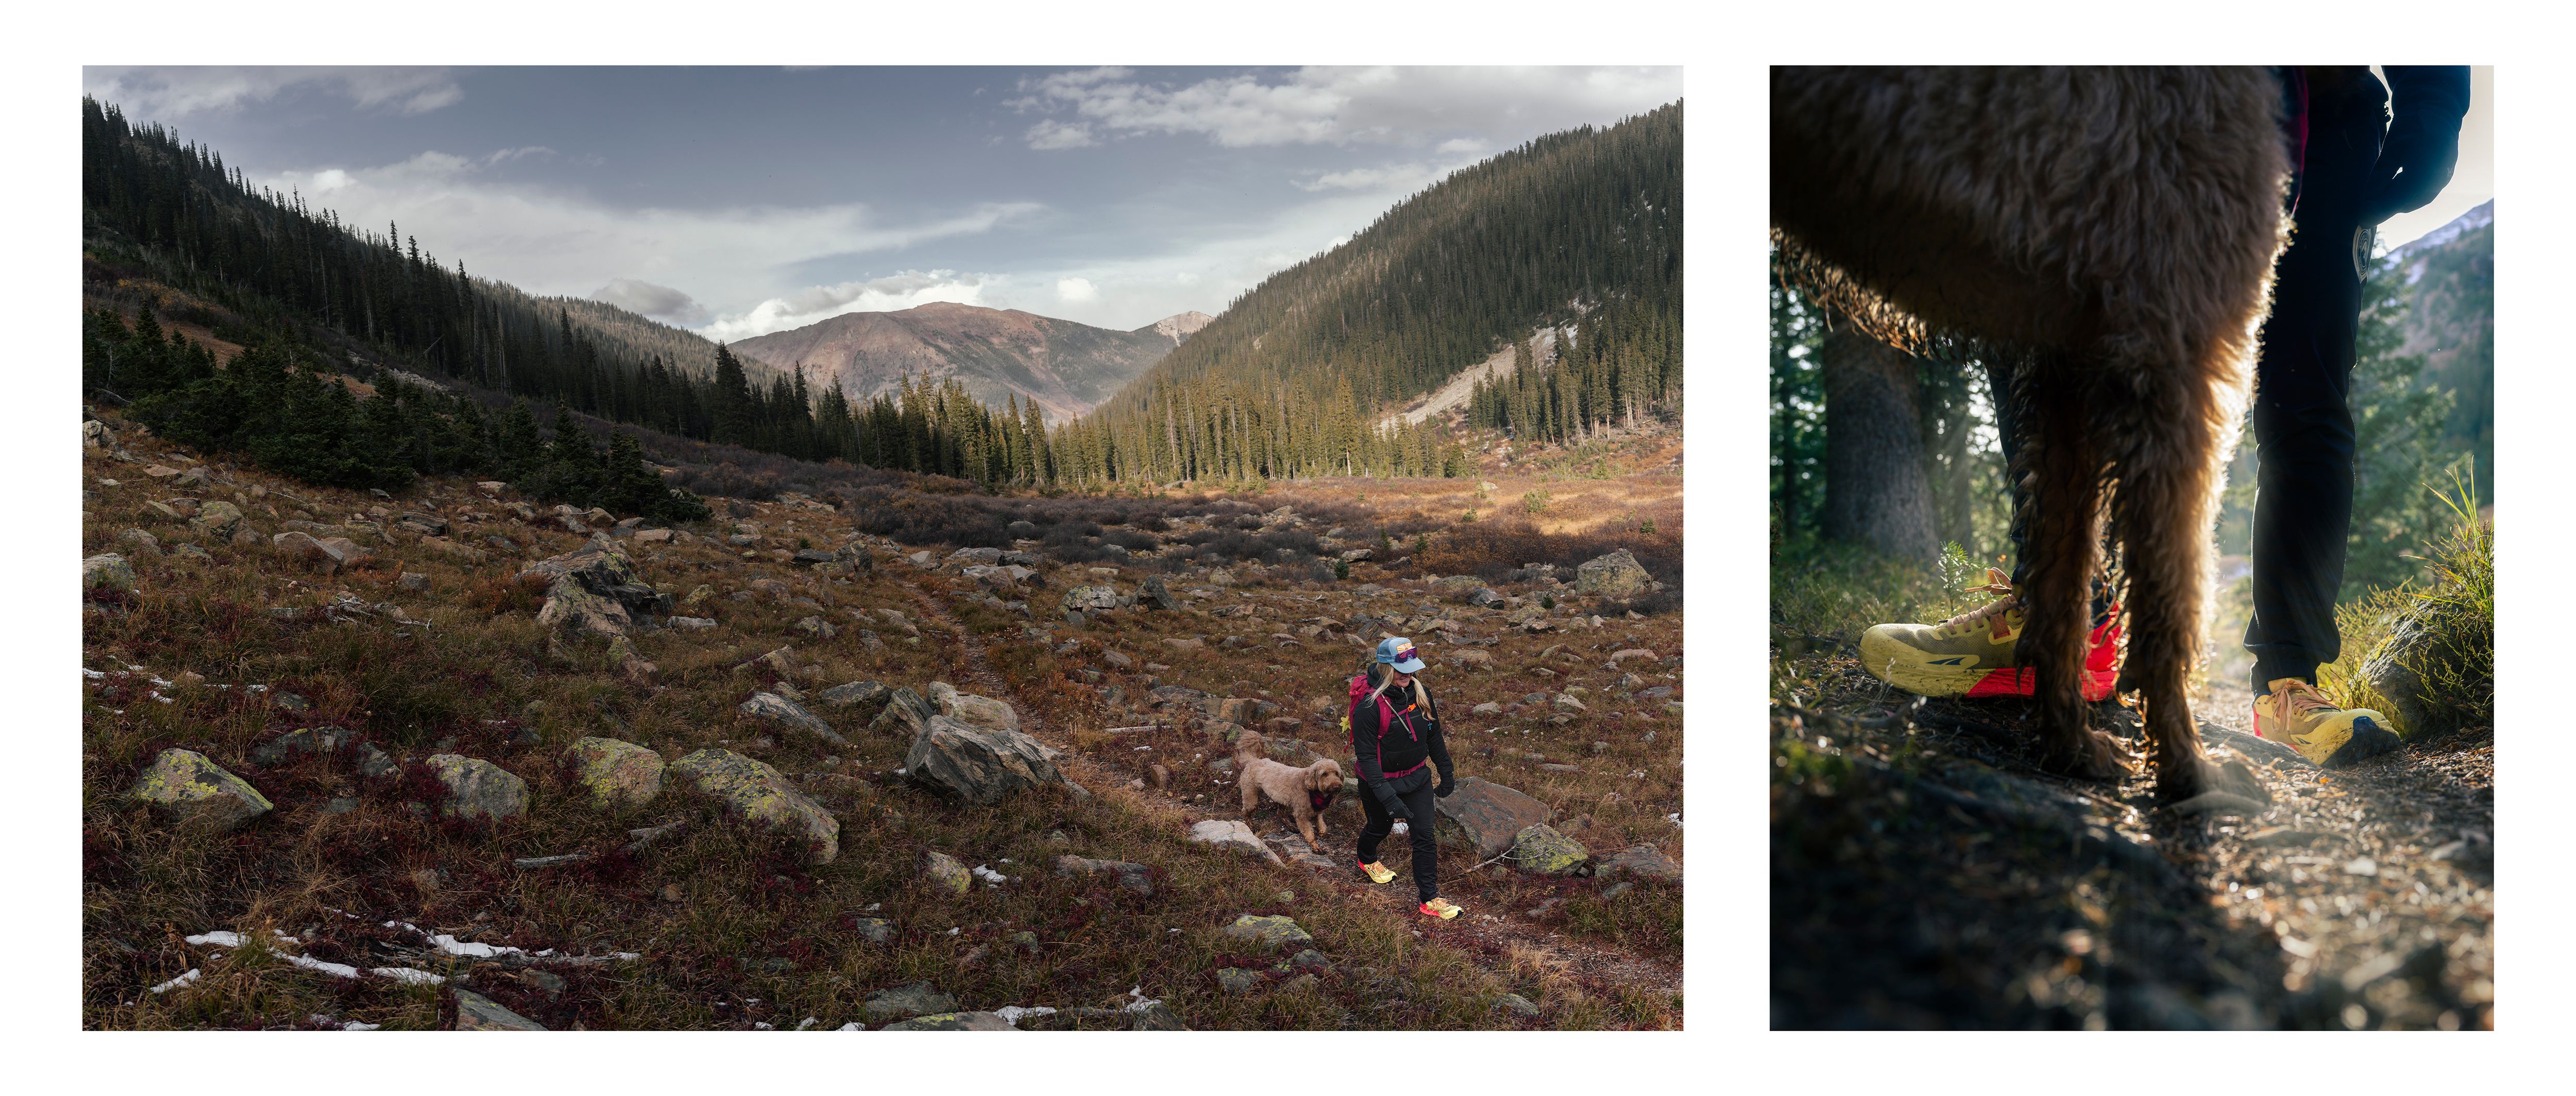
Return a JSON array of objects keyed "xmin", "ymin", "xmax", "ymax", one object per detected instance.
[{"xmin": 1232, "ymin": 728, "xmax": 1266, "ymax": 768}]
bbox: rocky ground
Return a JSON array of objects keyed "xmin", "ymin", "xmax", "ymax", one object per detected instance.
[
  {"xmin": 80, "ymin": 408, "xmax": 1684, "ymax": 1030},
  {"xmin": 1769, "ymin": 642, "xmax": 2493, "ymax": 1030}
]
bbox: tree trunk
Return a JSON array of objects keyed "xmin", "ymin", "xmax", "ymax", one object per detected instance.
[{"xmin": 1822, "ymin": 324, "xmax": 1940, "ymax": 564}]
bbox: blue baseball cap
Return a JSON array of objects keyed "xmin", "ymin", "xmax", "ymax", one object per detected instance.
[{"xmin": 1376, "ymin": 637, "xmax": 1426, "ymax": 674}]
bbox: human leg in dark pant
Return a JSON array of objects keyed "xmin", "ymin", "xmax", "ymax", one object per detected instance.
[
  {"xmin": 1354, "ymin": 774, "xmax": 1441, "ymax": 903},
  {"xmin": 2244, "ymin": 68, "xmax": 2386, "ymax": 691}
]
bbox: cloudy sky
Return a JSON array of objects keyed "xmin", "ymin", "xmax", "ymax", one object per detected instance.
[{"xmin": 82, "ymin": 65, "xmax": 1684, "ymax": 341}]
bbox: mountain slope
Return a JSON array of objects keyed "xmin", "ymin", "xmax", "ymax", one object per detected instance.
[
  {"xmin": 728, "ymin": 302, "xmax": 1192, "ymax": 421},
  {"xmin": 2383, "ymin": 200, "xmax": 2493, "ymax": 493}
]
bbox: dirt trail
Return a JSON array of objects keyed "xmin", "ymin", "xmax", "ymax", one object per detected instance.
[
  {"xmin": 1772, "ymin": 653, "xmax": 2492, "ymax": 1030},
  {"xmin": 898, "ymin": 584, "xmax": 1682, "ymax": 1004}
]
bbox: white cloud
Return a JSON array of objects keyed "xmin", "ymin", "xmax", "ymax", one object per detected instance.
[
  {"xmin": 1296, "ymin": 162, "xmax": 1440, "ymax": 193},
  {"xmin": 1436, "ymin": 138, "xmax": 1489, "ymax": 155},
  {"xmin": 699, "ymin": 271, "xmax": 997, "ymax": 343},
  {"xmin": 590, "ymin": 278, "xmax": 711, "ymax": 326},
  {"xmin": 1012, "ymin": 65, "xmax": 1680, "ymax": 150},
  {"xmin": 83, "ymin": 66, "xmax": 464, "ymax": 119},
  {"xmin": 256, "ymin": 151, "xmax": 1040, "ymax": 343},
  {"xmin": 1024, "ymin": 119, "xmax": 1096, "ymax": 150},
  {"xmin": 1056, "ymin": 277, "xmax": 1098, "ymax": 303}
]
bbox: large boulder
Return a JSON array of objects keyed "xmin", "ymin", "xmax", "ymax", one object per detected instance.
[
  {"xmin": 946, "ymin": 546, "xmax": 1004, "ymax": 567},
  {"xmin": 1222, "ymin": 915, "xmax": 1314, "ymax": 952},
  {"xmin": 190, "ymin": 500, "xmax": 245, "ymax": 541},
  {"xmin": 1509, "ymin": 824, "xmax": 1592, "ymax": 877},
  {"xmin": 425, "ymin": 755, "xmax": 528, "ymax": 822},
  {"xmin": 250, "ymin": 725, "xmax": 352, "ymax": 766},
  {"xmin": 1060, "ymin": 585, "xmax": 1121, "ymax": 615},
  {"xmin": 1138, "ymin": 575, "xmax": 1180, "ymax": 611},
  {"xmin": 929, "ymin": 681, "xmax": 1021, "ymax": 733},
  {"xmin": 131, "ymin": 749, "xmax": 273, "ymax": 832},
  {"xmin": 1573, "ymin": 550, "xmax": 1652, "ymax": 596},
  {"xmin": 668, "ymin": 749, "xmax": 841, "ymax": 863},
  {"xmin": 868, "ymin": 687, "xmax": 938, "ymax": 738},
  {"xmin": 740, "ymin": 692, "xmax": 851, "ymax": 747},
  {"xmin": 565, "ymin": 737, "xmax": 664, "ymax": 808},
  {"xmin": 1431, "ymin": 777, "xmax": 1554, "ymax": 860},
  {"xmin": 1596, "ymin": 844, "xmax": 1681, "ymax": 882},
  {"xmin": 903, "ymin": 715, "xmax": 1067, "ymax": 806},
  {"xmin": 83, "ymin": 554, "xmax": 138, "ymax": 592},
  {"xmin": 818, "ymin": 680, "xmax": 890, "ymax": 710},
  {"xmin": 519, "ymin": 538, "xmax": 669, "ymax": 640},
  {"xmin": 1188, "ymin": 819, "xmax": 1282, "ymax": 865}
]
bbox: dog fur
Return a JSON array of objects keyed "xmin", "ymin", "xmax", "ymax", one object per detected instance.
[
  {"xmin": 1772, "ymin": 66, "xmax": 2285, "ymax": 803},
  {"xmin": 1234, "ymin": 729, "xmax": 1345, "ymax": 846}
]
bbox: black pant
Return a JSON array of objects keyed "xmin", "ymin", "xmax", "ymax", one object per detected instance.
[
  {"xmin": 2243, "ymin": 71, "xmax": 2387, "ymax": 692},
  {"xmin": 1991, "ymin": 71, "xmax": 2387, "ymax": 690},
  {"xmin": 1356, "ymin": 770, "xmax": 1439, "ymax": 903}
]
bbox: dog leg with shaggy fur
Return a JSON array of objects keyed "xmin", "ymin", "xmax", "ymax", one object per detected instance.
[{"xmin": 2019, "ymin": 364, "xmax": 2131, "ymax": 781}]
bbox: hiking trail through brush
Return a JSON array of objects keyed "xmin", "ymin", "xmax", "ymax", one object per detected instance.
[
  {"xmin": 1772, "ymin": 653, "xmax": 2493, "ymax": 1030},
  {"xmin": 899, "ymin": 585, "xmax": 1683, "ymax": 1011}
]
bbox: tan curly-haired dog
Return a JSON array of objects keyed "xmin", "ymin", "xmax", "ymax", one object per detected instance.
[
  {"xmin": 1772, "ymin": 66, "xmax": 2284, "ymax": 806},
  {"xmin": 1234, "ymin": 729, "xmax": 1345, "ymax": 846}
]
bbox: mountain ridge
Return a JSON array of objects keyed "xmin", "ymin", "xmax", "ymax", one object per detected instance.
[{"xmin": 727, "ymin": 302, "xmax": 1202, "ymax": 421}]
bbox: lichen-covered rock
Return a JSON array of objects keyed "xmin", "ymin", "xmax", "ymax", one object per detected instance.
[
  {"xmin": 425, "ymin": 755, "xmax": 528, "ymax": 822},
  {"xmin": 880, "ymin": 1011, "xmax": 1017, "ymax": 1031},
  {"xmin": 1138, "ymin": 575, "xmax": 1180, "ymax": 611},
  {"xmin": 903, "ymin": 715, "xmax": 1066, "ymax": 806},
  {"xmin": 1060, "ymin": 585, "xmax": 1121, "ymax": 615},
  {"xmin": 84, "ymin": 553, "xmax": 139, "ymax": 592},
  {"xmin": 1055, "ymin": 854, "xmax": 1154, "ymax": 897},
  {"xmin": 1188, "ymin": 819, "xmax": 1283, "ymax": 865},
  {"xmin": 929, "ymin": 681, "xmax": 1021, "ymax": 733},
  {"xmin": 818, "ymin": 680, "xmax": 889, "ymax": 710},
  {"xmin": 1510, "ymin": 824, "xmax": 1591, "ymax": 877},
  {"xmin": 869, "ymin": 687, "xmax": 938, "ymax": 738},
  {"xmin": 866, "ymin": 982, "xmax": 957, "ymax": 1021},
  {"xmin": 453, "ymin": 989, "xmax": 547, "ymax": 1030},
  {"xmin": 1595, "ymin": 843, "xmax": 1681, "ymax": 882},
  {"xmin": 946, "ymin": 546, "xmax": 1004, "ymax": 567},
  {"xmin": 1222, "ymin": 915, "xmax": 1314, "ymax": 952},
  {"xmin": 537, "ymin": 580, "xmax": 634, "ymax": 641},
  {"xmin": 1574, "ymin": 550, "xmax": 1652, "ymax": 596},
  {"xmin": 566, "ymin": 737, "xmax": 664, "ymax": 808},
  {"xmin": 250, "ymin": 725, "xmax": 352, "ymax": 766},
  {"xmin": 669, "ymin": 749, "xmax": 840, "ymax": 863},
  {"xmin": 131, "ymin": 749, "xmax": 273, "ymax": 831},
  {"xmin": 1431, "ymin": 777, "xmax": 1554, "ymax": 859},
  {"xmin": 519, "ymin": 537, "xmax": 668, "ymax": 640},
  {"xmin": 740, "ymin": 691, "xmax": 849, "ymax": 746},
  {"xmin": 190, "ymin": 500, "xmax": 245, "ymax": 541},
  {"xmin": 924, "ymin": 850, "xmax": 972, "ymax": 895}
]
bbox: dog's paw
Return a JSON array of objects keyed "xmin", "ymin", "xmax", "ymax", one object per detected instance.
[
  {"xmin": 2160, "ymin": 755, "xmax": 2273, "ymax": 807},
  {"xmin": 2037, "ymin": 726, "xmax": 2136, "ymax": 782}
]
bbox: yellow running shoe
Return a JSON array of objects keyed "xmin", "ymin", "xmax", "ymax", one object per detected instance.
[
  {"xmin": 2253, "ymin": 678, "xmax": 2401, "ymax": 767},
  {"xmin": 1855, "ymin": 568, "xmax": 2121, "ymax": 700},
  {"xmin": 1419, "ymin": 897, "xmax": 1463, "ymax": 920},
  {"xmin": 1358, "ymin": 860, "xmax": 1396, "ymax": 885}
]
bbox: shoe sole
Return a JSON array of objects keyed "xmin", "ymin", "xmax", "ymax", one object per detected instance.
[
  {"xmin": 2322, "ymin": 716, "xmax": 2402, "ymax": 768},
  {"xmin": 1860, "ymin": 617, "xmax": 2121, "ymax": 701}
]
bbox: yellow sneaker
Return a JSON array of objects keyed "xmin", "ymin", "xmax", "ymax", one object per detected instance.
[
  {"xmin": 1856, "ymin": 568, "xmax": 2120, "ymax": 700},
  {"xmin": 1418, "ymin": 897, "xmax": 1463, "ymax": 920},
  {"xmin": 2254, "ymin": 678, "xmax": 2401, "ymax": 767},
  {"xmin": 1358, "ymin": 860, "xmax": 1396, "ymax": 885}
]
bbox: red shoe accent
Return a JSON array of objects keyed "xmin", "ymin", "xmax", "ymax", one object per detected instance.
[{"xmin": 1961, "ymin": 606, "xmax": 2123, "ymax": 701}]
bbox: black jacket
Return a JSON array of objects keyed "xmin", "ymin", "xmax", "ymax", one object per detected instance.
[{"xmin": 1349, "ymin": 664, "xmax": 1453, "ymax": 805}]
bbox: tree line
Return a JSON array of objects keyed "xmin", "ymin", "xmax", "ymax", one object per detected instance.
[{"xmin": 83, "ymin": 94, "xmax": 1682, "ymax": 494}]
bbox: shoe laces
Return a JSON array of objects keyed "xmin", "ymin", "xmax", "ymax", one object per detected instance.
[
  {"xmin": 2270, "ymin": 679, "xmax": 2342, "ymax": 719},
  {"xmin": 1933, "ymin": 568, "xmax": 2019, "ymax": 637}
]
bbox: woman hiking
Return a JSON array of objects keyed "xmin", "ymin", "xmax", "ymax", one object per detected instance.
[{"xmin": 1349, "ymin": 637, "xmax": 1463, "ymax": 919}]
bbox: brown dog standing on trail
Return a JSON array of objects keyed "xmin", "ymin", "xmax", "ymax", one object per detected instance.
[
  {"xmin": 1770, "ymin": 66, "xmax": 2282, "ymax": 806},
  {"xmin": 1235, "ymin": 729, "xmax": 1345, "ymax": 846}
]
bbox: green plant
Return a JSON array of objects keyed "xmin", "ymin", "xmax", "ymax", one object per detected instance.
[
  {"xmin": 2318, "ymin": 474, "xmax": 2492, "ymax": 738},
  {"xmin": 1522, "ymin": 489, "xmax": 1552, "ymax": 515},
  {"xmin": 1333, "ymin": 558, "xmax": 1351, "ymax": 581},
  {"xmin": 1541, "ymin": 593, "xmax": 1556, "ymax": 611},
  {"xmin": 1639, "ymin": 517, "xmax": 1655, "ymax": 535},
  {"xmin": 1463, "ymin": 508, "xmax": 1478, "ymax": 523}
]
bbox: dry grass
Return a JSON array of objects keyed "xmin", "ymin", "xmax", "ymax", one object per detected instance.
[{"xmin": 81, "ymin": 409, "xmax": 1683, "ymax": 1030}]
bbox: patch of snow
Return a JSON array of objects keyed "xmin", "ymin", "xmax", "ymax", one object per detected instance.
[
  {"xmin": 342, "ymin": 1021, "xmax": 382, "ymax": 1031},
  {"xmin": 283, "ymin": 953, "xmax": 361, "ymax": 979},
  {"xmin": 994, "ymin": 1005, "xmax": 1057, "ymax": 1024},
  {"xmin": 837, "ymin": 1022, "xmax": 866, "ymax": 1031},
  {"xmin": 185, "ymin": 931, "xmax": 243, "ymax": 948},
  {"xmin": 972, "ymin": 865, "xmax": 1010, "ymax": 886},
  {"xmin": 82, "ymin": 667, "xmax": 103, "ymax": 679},
  {"xmin": 371, "ymin": 967, "xmax": 445, "ymax": 985},
  {"xmin": 148, "ymin": 969, "xmax": 201, "ymax": 994},
  {"xmin": 795, "ymin": 1016, "xmax": 818, "ymax": 1031}
]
